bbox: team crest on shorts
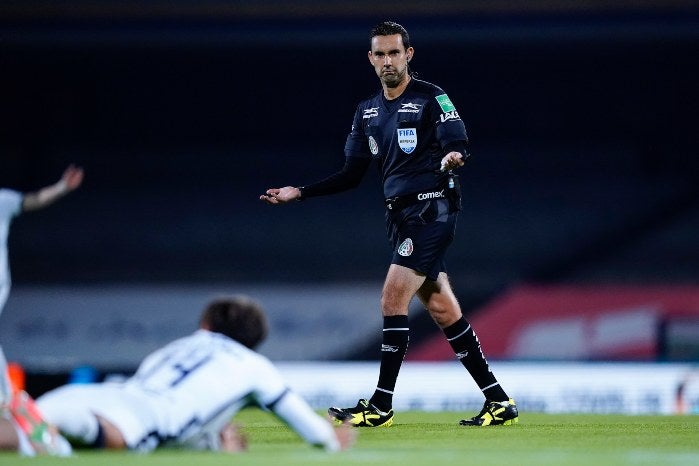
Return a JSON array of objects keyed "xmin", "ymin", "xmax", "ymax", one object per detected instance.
[
  {"xmin": 397, "ymin": 238, "xmax": 414, "ymax": 257},
  {"xmin": 397, "ymin": 128, "xmax": 417, "ymax": 154},
  {"xmin": 368, "ymin": 135, "xmax": 379, "ymax": 155}
]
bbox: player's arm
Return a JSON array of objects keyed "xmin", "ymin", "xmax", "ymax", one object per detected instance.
[
  {"xmin": 260, "ymin": 156, "xmax": 370, "ymax": 204},
  {"xmin": 431, "ymin": 88, "xmax": 470, "ymax": 172},
  {"xmin": 266, "ymin": 389, "xmax": 355, "ymax": 451},
  {"xmin": 22, "ymin": 164, "xmax": 84, "ymax": 212}
]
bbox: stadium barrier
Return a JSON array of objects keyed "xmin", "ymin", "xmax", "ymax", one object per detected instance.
[
  {"xmin": 3, "ymin": 285, "xmax": 699, "ymax": 415},
  {"xmin": 276, "ymin": 361, "xmax": 699, "ymax": 415}
]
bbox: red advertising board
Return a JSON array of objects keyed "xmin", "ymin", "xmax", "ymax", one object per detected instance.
[{"xmin": 409, "ymin": 285, "xmax": 699, "ymax": 361}]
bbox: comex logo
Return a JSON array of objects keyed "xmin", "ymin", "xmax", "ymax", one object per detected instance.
[{"xmin": 417, "ymin": 190, "xmax": 445, "ymax": 201}]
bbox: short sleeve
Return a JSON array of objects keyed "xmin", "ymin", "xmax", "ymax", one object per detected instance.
[{"xmin": 0, "ymin": 189, "xmax": 23, "ymax": 219}]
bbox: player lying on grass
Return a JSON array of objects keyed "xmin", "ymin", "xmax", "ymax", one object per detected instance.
[{"xmin": 0, "ymin": 296, "xmax": 355, "ymax": 455}]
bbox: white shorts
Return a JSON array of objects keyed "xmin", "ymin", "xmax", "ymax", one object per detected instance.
[{"xmin": 37, "ymin": 383, "xmax": 161, "ymax": 450}]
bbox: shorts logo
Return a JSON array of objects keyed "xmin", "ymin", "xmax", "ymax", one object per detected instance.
[
  {"xmin": 435, "ymin": 94, "xmax": 455, "ymax": 113},
  {"xmin": 397, "ymin": 238, "xmax": 414, "ymax": 257},
  {"xmin": 397, "ymin": 128, "xmax": 417, "ymax": 154},
  {"xmin": 382, "ymin": 344, "xmax": 399, "ymax": 352},
  {"xmin": 368, "ymin": 135, "xmax": 379, "ymax": 155}
]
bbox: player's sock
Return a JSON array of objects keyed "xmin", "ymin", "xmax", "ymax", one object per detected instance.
[
  {"xmin": 369, "ymin": 315, "xmax": 409, "ymax": 412},
  {"xmin": 443, "ymin": 317, "xmax": 508, "ymax": 402}
]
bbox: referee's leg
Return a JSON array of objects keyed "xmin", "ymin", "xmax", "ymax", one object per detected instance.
[
  {"xmin": 418, "ymin": 274, "xmax": 510, "ymax": 403},
  {"xmin": 369, "ymin": 265, "xmax": 425, "ymax": 411}
]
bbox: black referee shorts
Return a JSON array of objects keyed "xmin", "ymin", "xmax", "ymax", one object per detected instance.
[{"xmin": 385, "ymin": 198, "xmax": 458, "ymax": 282}]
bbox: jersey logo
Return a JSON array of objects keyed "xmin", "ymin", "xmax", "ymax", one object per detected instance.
[
  {"xmin": 363, "ymin": 107, "xmax": 379, "ymax": 119},
  {"xmin": 398, "ymin": 102, "xmax": 422, "ymax": 113},
  {"xmin": 397, "ymin": 128, "xmax": 417, "ymax": 154},
  {"xmin": 435, "ymin": 94, "xmax": 455, "ymax": 113},
  {"xmin": 368, "ymin": 136, "xmax": 379, "ymax": 155},
  {"xmin": 397, "ymin": 238, "xmax": 414, "ymax": 257},
  {"xmin": 439, "ymin": 109, "xmax": 461, "ymax": 123}
]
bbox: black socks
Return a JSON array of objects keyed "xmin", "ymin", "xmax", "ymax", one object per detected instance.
[
  {"xmin": 369, "ymin": 315, "xmax": 409, "ymax": 411},
  {"xmin": 444, "ymin": 316, "xmax": 508, "ymax": 402},
  {"xmin": 369, "ymin": 315, "xmax": 507, "ymax": 411}
]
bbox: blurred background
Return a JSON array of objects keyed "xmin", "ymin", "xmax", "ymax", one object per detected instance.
[{"xmin": 1, "ymin": 1, "xmax": 698, "ymax": 400}]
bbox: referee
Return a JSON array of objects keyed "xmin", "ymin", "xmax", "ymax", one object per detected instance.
[{"xmin": 261, "ymin": 21, "xmax": 517, "ymax": 427}]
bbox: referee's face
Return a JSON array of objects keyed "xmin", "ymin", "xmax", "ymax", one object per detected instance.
[{"xmin": 368, "ymin": 34, "xmax": 413, "ymax": 89}]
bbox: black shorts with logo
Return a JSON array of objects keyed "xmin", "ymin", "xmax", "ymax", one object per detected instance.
[{"xmin": 385, "ymin": 198, "xmax": 458, "ymax": 282}]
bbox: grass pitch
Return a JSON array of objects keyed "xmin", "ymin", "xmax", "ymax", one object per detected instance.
[{"xmin": 4, "ymin": 409, "xmax": 698, "ymax": 466}]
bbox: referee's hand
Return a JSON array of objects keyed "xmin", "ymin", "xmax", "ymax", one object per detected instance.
[
  {"xmin": 260, "ymin": 186, "xmax": 301, "ymax": 204},
  {"xmin": 440, "ymin": 151, "xmax": 465, "ymax": 172}
]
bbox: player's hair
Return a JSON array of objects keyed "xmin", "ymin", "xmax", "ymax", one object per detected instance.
[
  {"xmin": 199, "ymin": 296, "xmax": 269, "ymax": 349},
  {"xmin": 369, "ymin": 21, "xmax": 411, "ymax": 50}
]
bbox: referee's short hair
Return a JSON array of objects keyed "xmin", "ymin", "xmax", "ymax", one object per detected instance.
[
  {"xmin": 370, "ymin": 20, "xmax": 411, "ymax": 50},
  {"xmin": 200, "ymin": 296, "xmax": 269, "ymax": 349}
]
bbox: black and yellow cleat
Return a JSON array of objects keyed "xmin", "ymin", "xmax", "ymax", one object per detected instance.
[
  {"xmin": 328, "ymin": 399, "xmax": 394, "ymax": 427},
  {"xmin": 459, "ymin": 398, "xmax": 519, "ymax": 426}
]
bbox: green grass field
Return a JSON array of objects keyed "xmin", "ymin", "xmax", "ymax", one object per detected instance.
[{"xmin": 4, "ymin": 409, "xmax": 698, "ymax": 466}]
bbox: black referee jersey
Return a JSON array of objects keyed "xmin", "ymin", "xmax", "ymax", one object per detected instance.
[{"xmin": 344, "ymin": 78, "xmax": 468, "ymax": 199}]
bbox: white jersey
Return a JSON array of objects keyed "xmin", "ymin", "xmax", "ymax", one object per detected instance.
[
  {"xmin": 37, "ymin": 329, "xmax": 339, "ymax": 452},
  {"xmin": 0, "ymin": 189, "xmax": 23, "ymax": 314}
]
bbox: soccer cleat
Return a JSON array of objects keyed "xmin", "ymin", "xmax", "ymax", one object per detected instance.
[
  {"xmin": 459, "ymin": 398, "xmax": 519, "ymax": 426},
  {"xmin": 328, "ymin": 399, "xmax": 394, "ymax": 427},
  {"xmin": 9, "ymin": 390, "xmax": 72, "ymax": 456}
]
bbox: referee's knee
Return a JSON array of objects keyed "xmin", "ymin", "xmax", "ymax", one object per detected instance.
[{"xmin": 427, "ymin": 305, "xmax": 461, "ymax": 328}]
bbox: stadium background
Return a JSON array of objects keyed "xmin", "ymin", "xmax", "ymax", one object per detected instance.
[{"xmin": 1, "ymin": 1, "xmax": 698, "ymax": 402}]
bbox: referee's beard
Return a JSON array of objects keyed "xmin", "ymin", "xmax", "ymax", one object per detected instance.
[{"xmin": 381, "ymin": 67, "xmax": 409, "ymax": 89}]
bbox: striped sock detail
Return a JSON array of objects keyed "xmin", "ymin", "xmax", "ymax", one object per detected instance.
[
  {"xmin": 371, "ymin": 315, "xmax": 409, "ymax": 411},
  {"xmin": 446, "ymin": 324, "xmax": 471, "ymax": 341},
  {"xmin": 481, "ymin": 382, "xmax": 500, "ymax": 392},
  {"xmin": 443, "ymin": 317, "xmax": 509, "ymax": 402}
]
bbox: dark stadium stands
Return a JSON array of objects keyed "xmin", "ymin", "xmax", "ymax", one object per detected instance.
[{"xmin": 2, "ymin": 1, "xmax": 697, "ymax": 364}]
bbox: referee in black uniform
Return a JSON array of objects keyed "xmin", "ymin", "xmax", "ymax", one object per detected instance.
[{"xmin": 261, "ymin": 21, "xmax": 518, "ymax": 428}]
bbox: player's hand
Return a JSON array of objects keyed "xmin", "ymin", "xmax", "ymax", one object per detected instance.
[
  {"xmin": 260, "ymin": 186, "xmax": 301, "ymax": 204},
  {"xmin": 439, "ymin": 151, "xmax": 464, "ymax": 172},
  {"xmin": 61, "ymin": 164, "xmax": 84, "ymax": 191},
  {"xmin": 332, "ymin": 419, "xmax": 357, "ymax": 451},
  {"xmin": 219, "ymin": 422, "xmax": 248, "ymax": 453}
]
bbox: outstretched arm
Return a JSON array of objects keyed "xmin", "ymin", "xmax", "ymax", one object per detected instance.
[
  {"xmin": 260, "ymin": 156, "xmax": 370, "ymax": 205},
  {"xmin": 22, "ymin": 165, "xmax": 84, "ymax": 212},
  {"xmin": 271, "ymin": 390, "xmax": 355, "ymax": 451}
]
